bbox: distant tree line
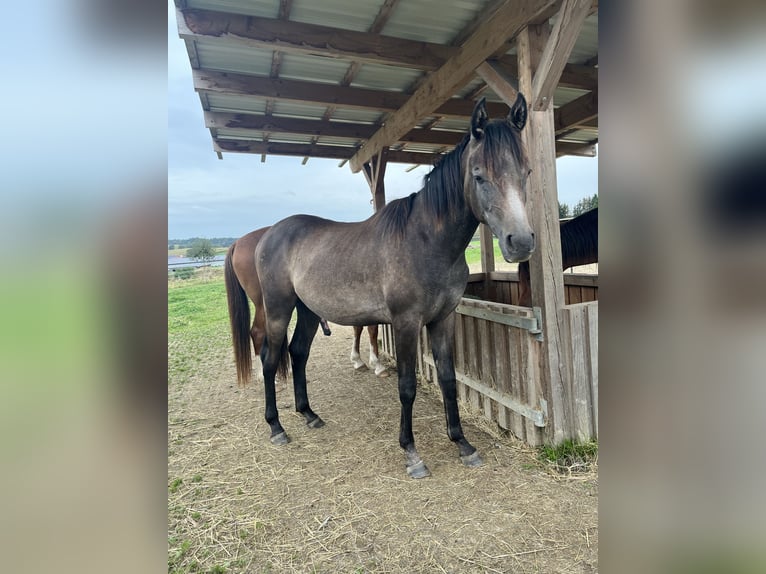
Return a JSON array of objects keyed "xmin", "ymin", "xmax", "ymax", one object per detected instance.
[
  {"xmin": 168, "ymin": 237, "xmax": 236, "ymax": 251},
  {"xmin": 559, "ymin": 193, "xmax": 598, "ymax": 219}
]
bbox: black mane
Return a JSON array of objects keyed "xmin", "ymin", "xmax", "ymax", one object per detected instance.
[{"xmin": 374, "ymin": 118, "xmax": 525, "ymax": 240}]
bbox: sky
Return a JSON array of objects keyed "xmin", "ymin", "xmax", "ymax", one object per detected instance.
[{"xmin": 167, "ymin": 2, "xmax": 598, "ymax": 240}]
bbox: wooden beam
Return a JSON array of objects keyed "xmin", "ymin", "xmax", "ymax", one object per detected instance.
[
  {"xmin": 348, "ymin": 0, "xmax": 558, "ymax": 173},
  {"xmin": 479, "ymin": 224, "xmax": 496, "ymax": 274},
  {"xmin": 555, "ymin": 142, "xmax": 596, "ymax": 157},
  {"xmin": 518, "ymin": 24, "xmax": 568, "ymax": 445},
  {"xmin": 213, "ymin": 139, "xmax": 441, "ymax": 165},
  {"xmin": 177, "ymin": 7, "xmax": 453, "ymax": 71},
  {"xmin": 531, "ymin": 0, "xmax": 593, "ymax": 111},
  {"xmin": 204, "ymin": 111, "xmax": 465, "ymax": 146},
  {"xmin": 362, "ymin": 148, "xmax": 389, "ymax": 212},
  {"xmin": 553, "ymin": 91, "xmax": 598, "ymax": 134},
  {"xmin": 193, "ymin": 69, "xmax": 511, "ymax": 118},
  {"xmin": 476, "ymin": 61, "xmax": 518, "ymax": 105},
  {"xmin": 493, "ymin": 56, "xmax": 598, "ymax": 92}
]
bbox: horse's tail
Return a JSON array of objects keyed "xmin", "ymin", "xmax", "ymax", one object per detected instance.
[{"xmin": 224, "ymin": 243, "xmax": 252, "ymax": 386}]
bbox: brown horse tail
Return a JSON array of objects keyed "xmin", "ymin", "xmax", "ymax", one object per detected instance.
[{"xmin": 224, "ymin": 243, "xmax": 252, "ymax": 386}]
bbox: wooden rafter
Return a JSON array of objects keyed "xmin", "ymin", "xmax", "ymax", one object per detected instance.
[
  {"xmin": 212, "ymin": 136, "xmax": 586, "ymax": 161},
  {"xmin": 193, "ymin": 70, "xmax": 512, "ymax": 118}
]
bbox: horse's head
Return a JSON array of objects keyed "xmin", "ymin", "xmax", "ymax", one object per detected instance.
[{"xmin": 464, "ymin": 94, "xmax": 535, "ymax": 262}]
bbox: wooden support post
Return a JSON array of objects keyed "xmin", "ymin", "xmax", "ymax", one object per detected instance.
[
  {"xmin": 518, "ymin": 24, "xmax": 568, "ymax": 444},
  {"xmin": 362, "ymin": 147, "xmax": 388, "ymax": 212},
  {"xmin": 479, "ymin": 224, "xmax": 495, "ymax": 295}
]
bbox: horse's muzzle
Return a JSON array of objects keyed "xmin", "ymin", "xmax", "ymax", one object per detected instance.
[{"xmin": 502, "ymin": 232, "xmax": 535, "ymax": 262}]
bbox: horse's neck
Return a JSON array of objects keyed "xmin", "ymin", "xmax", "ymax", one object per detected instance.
[{"xmin": 409, "ymin": 190, "xmax": 479, "ymax": 261}]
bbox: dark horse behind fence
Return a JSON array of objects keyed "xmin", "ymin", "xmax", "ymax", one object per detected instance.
[
  {"xmin": 517, "ymin": 207, "xmax": 598, "ymax": 307},
  {"xmin": 253, "ymin": 95, "xmax": 535, "ymax": 479}
]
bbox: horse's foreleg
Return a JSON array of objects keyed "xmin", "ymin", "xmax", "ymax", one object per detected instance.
[
  {"xmin": 427, "ymin": 313, "xmax": 481, "ymax": 468},
  {"xmin": 290, "ymin": 301, "xmax": 324, "ymax": 429},
  {"xmin": 393, "ymin": 321, "xmax": 430, "ymax": 478},
  {"xmin": 366, "ymin": 325, "xmax": 387, "ymax": 377},
  {"xmin": 351, "ymin": 325, "xmax": 366, "ymax": 370}
]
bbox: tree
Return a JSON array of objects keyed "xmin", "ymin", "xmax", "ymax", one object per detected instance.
[
  {"xmin": 559, "ymin": 202, "xmax": 571, "ymax": 218},
  {"xmin": 186, "ymin": 238, "xmax": 216, "ymax": 265},
  {"xmin": 572, "ymin": 193, "xmax": 598, "ymax": 217}
]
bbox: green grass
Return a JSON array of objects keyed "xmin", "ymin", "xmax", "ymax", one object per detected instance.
[
  {"xmin": 463, "ymin": 237, "xmax": 505, "ymax": 267},
  {"xmin": 169, "ymin": 478, "xmax": 183, "ymax": 493},
  {"xmin": 539, "ymin": 439, "xmax": 598, "ymax": 473},
  {"xmin": 168, "ymin": 270, "xmax": 231, "ymax": 334}
]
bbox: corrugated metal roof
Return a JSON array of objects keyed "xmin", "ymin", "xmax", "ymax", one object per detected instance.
[{"xmin": 175, "ymin": 0, "xmax": 598, "ymax": 163}]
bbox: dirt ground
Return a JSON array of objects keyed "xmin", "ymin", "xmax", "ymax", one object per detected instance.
[{"xmin": 168, "ymin": 323, "xmax": 597, "ymax": 573}]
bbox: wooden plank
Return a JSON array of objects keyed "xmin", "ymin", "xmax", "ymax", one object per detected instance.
[
  {"xmin": 194, "ymin": 69, "xmax": 511, "ymax": 118},
  {"xmin": 477, "ymin": 311, "xmax": 495, "ymax": 422},
  {"xmin": 531, "ymin": 0, "xmax": 593, "ymax": 111},
  {"xmin": 453, "ymin": 313, "xmax": 468, "ymax": 404},
  {"xmin": 479, "ymin": 223, "xmax": 496, "ymax": 274},
  {"xmin": 178, "ymin": 7, "xmax": 454, "ymax": 71},
  {"xmin": 349, "ymin": 0, "xmax": 558, "ymax": 172},
  {"xmin": 563, "ymin": 274, "xmax": 599, "ymax": 288},
  {"xmin": 464, "ymin": 315, "xmax": 480, "ymax": 412},
  {"xmin": 488, "ymin": 304, "xmax": 515, "ymax": 433},
  {"xmin": 587, "ymin": 302, "xmax": 598, "ymax": 438},
  {"xmin": 213, "ymin": 139, "xmax": 439, "ymax": 164},
  {"xmin": 566, "ymin": 306, "xmax": 593, "ymax": 440},
  {"xmin": 204, "ymin": 111, "xmax": 465, "ymax": 147}
]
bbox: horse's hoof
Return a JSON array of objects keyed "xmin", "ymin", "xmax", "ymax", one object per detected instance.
[
  {"xmin": 306, "ymin": 416, "xmax": 325, "ymax": 429},
  {"xmin": 375, "ymin": 368, "xmax": 389, "ymax": 378},
  {"xmin": 461, "ymin": 451, "xmax": 483, "ymax": 468},
  {"xmin": 270, "ymin": 431, "xmax": 290, "ymax": 445},
  {"xmin": 406, "ymin": 460, "xmax": 431, "ymax": 479},
  {"xmin": 353, "ymin": 363, "xmax": 368, "ymax": 371}
]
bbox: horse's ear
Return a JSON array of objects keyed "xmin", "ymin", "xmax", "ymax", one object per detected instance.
[
  {"xmin": 471, "ymin": 97, "xmax": 488, "ymax": 140},
  {"xmin": 508, "ymin": 92, "xmax": 527, "ymax": 131}
]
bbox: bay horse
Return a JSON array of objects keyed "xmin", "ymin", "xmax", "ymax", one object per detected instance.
[
  {"xmin": 224, "ymin": 226, "xmax": 334, "ymax": 387},
  {"xmin": 255, "ymin": 95, "xmax": 534, "ymax": 478},
  {"xmin": 225, "ymin": 227, "xmax": 381, "ymax": 386},
  {"xmin": 517, "ymin": 207, "xmax": 597, "ymax": 307}
]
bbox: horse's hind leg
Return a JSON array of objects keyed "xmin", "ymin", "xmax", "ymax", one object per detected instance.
[
  {"xmin": 290, "ymin": 301, "xmax": 325, "ymax": 429},
  {"xmin": 250, "ymin": 303, "xmax": 266, "ymax": 381},
  {"xmin": 350, "ymin": 325, "xmax": 367, "ymax": 370},
  {"xmin": 261, "ymin": 308, "xmax": 292, "ymax": 445},
  {"xmin": 427, "ymin": 314, "xmax": 481, "ymax": 467},
  {"xmin": 393, "ymin": 320, "xmax": 430, "ymax": 478},
  {"xmin": 366, "ymin": 325, "xmax": 387, "ymax": 377}
]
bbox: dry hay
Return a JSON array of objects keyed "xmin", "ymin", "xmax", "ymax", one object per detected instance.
[{"xmin": 169, "ymin": 324, "xmax": 597, "ymax": 573}]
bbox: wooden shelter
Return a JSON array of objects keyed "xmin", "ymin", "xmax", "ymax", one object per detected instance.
[{"xmin": 174, "ymin": 0, "xmax": 599, "ymax": 445}]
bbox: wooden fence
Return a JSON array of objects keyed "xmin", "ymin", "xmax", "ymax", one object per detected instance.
[{"xmin": 380, "ymin": 273, "xmax": 598, "ymax": 445}]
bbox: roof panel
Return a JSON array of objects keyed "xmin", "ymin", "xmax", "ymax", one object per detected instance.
[
  {"xmin": 184, "ymin": 0, "xmax": 280, "ymax": 18},
  {"xmin": 382, "ymin": 0, "xmax": 492, "ymax": 44},
  {"xmin": 289, "ymin": 0, "xmax": 382, "ymax": 32},
  {"xmin": 278, "ymin": 53, "xmax": 353, "ymax": 85},
  {"xmin": 351, "ymin": 63, "xmax": 422, "ymax": 92},
  {"xmin": 194, "ymin": 40, "xmax": 273, "ymax": 75},
  {"xmin": 206, "ymin": 94, "xmax": 268, "ymax": 114}
]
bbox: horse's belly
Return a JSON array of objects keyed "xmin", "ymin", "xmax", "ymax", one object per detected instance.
[{"xmin": 295, "ymin": 282, "xmax": 390, "ymax": 326}]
